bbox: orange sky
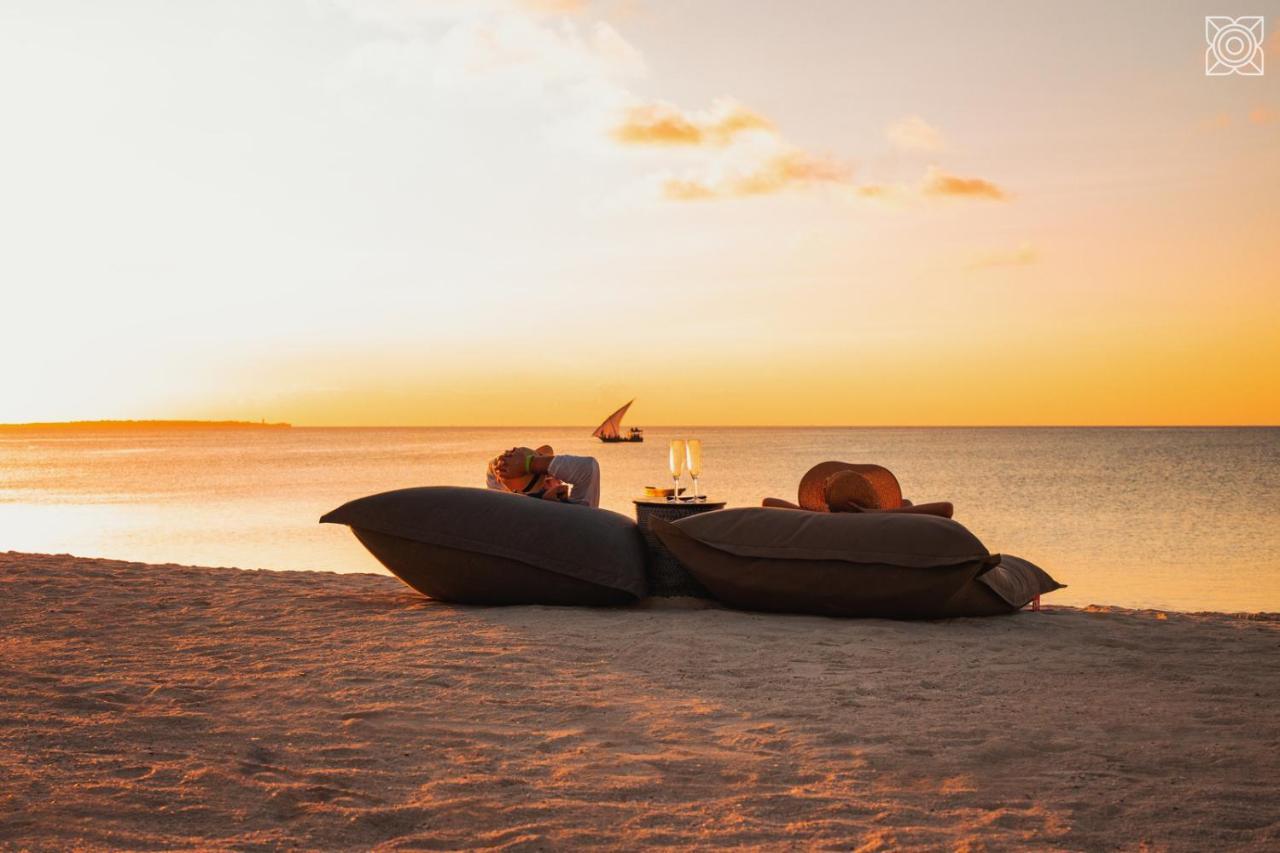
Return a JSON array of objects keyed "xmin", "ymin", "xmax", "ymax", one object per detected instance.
[{"xmin": 1, "ymin": 1, "xmax": 1277, "ymax": 425}]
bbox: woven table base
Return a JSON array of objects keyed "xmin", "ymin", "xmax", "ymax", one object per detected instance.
[{"xmin": 633, "ymin": 499, "xmax": 726, "ymax": 598}]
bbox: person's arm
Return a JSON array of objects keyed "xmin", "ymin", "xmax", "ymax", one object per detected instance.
[{"xmin": 542, "ymin": 454, "xmax": 601, "ymax": 508}]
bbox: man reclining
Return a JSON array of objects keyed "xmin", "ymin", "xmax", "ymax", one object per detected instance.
[{"xmin": 487, "ymin": 445, "xmax": 601, "ymax": 508}]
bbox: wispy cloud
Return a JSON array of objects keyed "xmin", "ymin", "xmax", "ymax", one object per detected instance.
[
  {"xmin": 332, "ymin": 1, "xmax": 1007, "ymax": 208},
  {"xmin": 1202, "ymin": 112, "xmax": 1233, "ymax": 131},
  {"xmin": 327, "ymin": 0, "xmax": 493, "ymax": 29},
  {"xmin": 661, "ymin": 178, "xmax": 719, "ymax": 201},
  {"xmin": 432, "ymin": 14, "xmax": 644, "ymax": 89},
  {"xmin": 965, "ymin": 243, "xmax": 1038, "ymax": 270},
  {"xmin": 886, "ymin": 116, "xmax": 945, "ymax": 152},
  {"xmin": 922, "ymin": 167, "xmax": 1006, "ymax": 200},
  {"xmin": 336, "ymin": 0, "xmax": 645, "ymax": 94},
  {"xmin": 612, "ymin": 96, "xmax": 852, "ymax": 202},
  {"xmin": 662, "ymin": 148, "xmax": 853, "ymax": 201},
  {"xmin": 519, "ymin": 0, "xmax": 591, "ymax": 13},
  {"xmin": 612, "ymin": 99, "xmax": 773, "ymax": 146},
  {"xmin": 1202, "ymin": 106, "xmax": 1277, "ymax": 130}
]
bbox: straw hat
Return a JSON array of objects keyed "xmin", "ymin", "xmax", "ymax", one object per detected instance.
[{"xmin": 796, "ymin": 462, "xmax": 904, "ymax": 513}]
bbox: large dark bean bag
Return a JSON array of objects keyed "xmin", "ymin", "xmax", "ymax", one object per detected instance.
[
  {"xmin": 940, "ymin": 554, "xmax": 1065, "ymax": 616},
  {"xmin": 651, "ymin": 507, "xmax": 1004, "ymax": 619},
  {"xmin": 321, "ymin": 486, "xmax": 647, "ymax": 605}
]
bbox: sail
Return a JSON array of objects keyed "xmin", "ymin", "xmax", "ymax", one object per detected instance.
[{"xmin": 592, "ymin": 399, "xmax": 633, "ymax": 439}]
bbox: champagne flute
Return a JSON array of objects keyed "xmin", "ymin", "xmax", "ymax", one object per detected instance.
[
  {"xmin": 668, "ymin": 439, "xmax": 686, "ymax": 501},
  {"xmin": 685, "ymin": 439, "xmax": 702, "ymax": 501}
]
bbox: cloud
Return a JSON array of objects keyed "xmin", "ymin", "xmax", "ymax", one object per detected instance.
[
  {"xmin": 431, "ymin": 15, "xmax": 645, "ymax": 90},
  {"xmin": 612, "ymin": 99, "xmax": 774, "ymax": 146},
  {"xmin": 886, "ymin": 116, "xmax": 944, "ymax": 152},
  {"xmin": 330, "ymin": 0, "xmax": 590, "ymax": 26},
  {"xmin": 335, "ymin": 0, "xmax": 645, "ymax": 94},
  {"xmin": 1249, "ymin": 106, "xmax": 1278, "ymax": 126},
  {"xmin": 1202, "ymin": 112, "xmax": 1233, "ymax": 131},
  {"xmin": 613, "ymin": 97, "xmax": 850, "ymax": 203},
  {"xmin": 661, "ymin": 148, "xmax": 852, "ymax": 201},
  {"xmin": 965, "ymin": 243, "xmax": 1038, "ymax": 270},
  {"xmin": 661, "ymin": 178, "xmax": 720, "ymax": 201},
  {"xmin": 519, "ymin": 0, "xmax": 591, "ymax": 13},
  {"xmin": 327, "ymin": 0, "xmax": 495, "ymax": 29},
  {"xmin": 331, "ymin": 0, "xmax": 1008, "ymax": 210},
  {"xmin": 922, "ymin": 167, "xmax": 1006, "ymax": 200},
  {"xmin": 1200, "ymin": 107, "xmax": 1277, "ymax": 130}
]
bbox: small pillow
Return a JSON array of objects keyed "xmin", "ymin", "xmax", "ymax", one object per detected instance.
[
  {"xmin": 321, "ymin": 486, "xmax": 647, "ymax": 605},
  {"xmin": 964, "ymin": 554, "xmax": 1065, "ymax": 612}
]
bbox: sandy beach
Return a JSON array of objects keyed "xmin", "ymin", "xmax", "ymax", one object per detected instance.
[{"xmin": 2, "ymin": 551, "xmax": 1278, "ymax": 851}]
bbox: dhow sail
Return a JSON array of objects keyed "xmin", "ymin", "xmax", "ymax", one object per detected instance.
[{"xmin": 592, "ymin": 400, "xmax": 634, "ymax": 440}]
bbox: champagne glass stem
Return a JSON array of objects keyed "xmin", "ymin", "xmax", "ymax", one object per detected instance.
[
  {"xmin": 671, "ymin": 474, "xmax": 680, "ymax": 501},
  {"xmin": 692, "ymin": 476, "xmax": 700, "ymax": 501}
]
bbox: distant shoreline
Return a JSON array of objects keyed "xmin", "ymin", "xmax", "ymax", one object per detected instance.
[{"xmin": 0, "ymin": 420, "xmax": 292, "ymax": 431}]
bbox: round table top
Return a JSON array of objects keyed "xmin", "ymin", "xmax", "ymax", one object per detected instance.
[{"xmin": 632, "ymin": 497, "xmax": 726, "ymax": 510}]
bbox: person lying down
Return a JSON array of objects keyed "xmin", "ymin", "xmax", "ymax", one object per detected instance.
[
  {"xmin": 486, "ymin": 445, "xmax": 601, "ymax": 508},
  {"xmin": 763, "ymin": 462, "xmax": 954, "ymax": 518}
]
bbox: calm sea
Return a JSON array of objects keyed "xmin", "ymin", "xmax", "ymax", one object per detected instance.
[{"xmin": 1, "ymin": 426, "xmax": 1277, "ymax": 613}]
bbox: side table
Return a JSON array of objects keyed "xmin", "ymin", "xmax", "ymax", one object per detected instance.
[{"xmin": 633, "ymin": 498, "xmax": 727, "ymax": 598}]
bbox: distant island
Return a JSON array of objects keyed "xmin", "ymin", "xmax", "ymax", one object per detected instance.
[{"xmin": 0, "ymin": 420, "xmax": 292, "ymax": 431}]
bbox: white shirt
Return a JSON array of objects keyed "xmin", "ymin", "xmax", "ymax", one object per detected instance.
[{"xmin": 485, "ymin": 454, "xmax": 601, "ymax": 508}]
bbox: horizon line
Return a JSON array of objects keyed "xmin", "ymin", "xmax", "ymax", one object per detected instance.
[{"xmin": 1, "ymin": 419, "xmax": 1277, "ymax": 430}]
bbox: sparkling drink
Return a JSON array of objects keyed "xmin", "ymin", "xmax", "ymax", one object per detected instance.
[
  {"xmin": 685, "ymin": 439, "xmax": 702, "ymax": 501},
  {"xmin": 668, "ymin": 439, "xmax": 686, "ymax": 501}
]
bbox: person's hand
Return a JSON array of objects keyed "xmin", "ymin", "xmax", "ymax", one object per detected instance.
[
  {"xmin": 540, "ymin": 480, "xmax": 571, "ymax": 502},
  {"xmin": 494, "ymin": 447, "xmax": 536, "ymax": 479}
]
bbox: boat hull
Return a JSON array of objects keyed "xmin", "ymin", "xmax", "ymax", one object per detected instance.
[{"xmin": 599, "ymin": 436, "xmax": 643, "ymax": 443}]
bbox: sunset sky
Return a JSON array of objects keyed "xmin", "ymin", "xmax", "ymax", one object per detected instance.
[{"xmin": 2, "ymin": 0, "xmax": 1277, "ymax": 425}]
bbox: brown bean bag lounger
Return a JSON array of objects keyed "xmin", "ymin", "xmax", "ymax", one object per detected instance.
[
  {"xmin": 651, "ymin": 507, "xmax": 991, "ymax": 618},
  {"xmin": 652, "ymin": 507, "xmax": 1062, "ymax": 618},
  {"xmin": 321, "ymin": 486, "xmax": 647, "ymax": 606}
]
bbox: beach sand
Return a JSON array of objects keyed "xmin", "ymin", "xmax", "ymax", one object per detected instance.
[{"xmin": 2, "ymin": 552, "xmax": 1277, "ymax": 851}]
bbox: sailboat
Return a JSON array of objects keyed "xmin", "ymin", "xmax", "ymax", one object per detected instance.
[{"xmin": 592, "ymin": 399, "xmax": 644, "ymax": 443}]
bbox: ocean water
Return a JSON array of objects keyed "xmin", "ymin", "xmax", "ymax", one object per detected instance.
[{"xmin": 1, "ymin": 426, "xmax": 1276, "ymax": 613}]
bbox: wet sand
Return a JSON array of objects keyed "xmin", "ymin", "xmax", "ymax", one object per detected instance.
[{"xmin": 2, "ymin": 551, "xmax": 1277, "ymax": 850}]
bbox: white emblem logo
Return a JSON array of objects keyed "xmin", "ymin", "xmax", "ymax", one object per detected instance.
[{"xmin": 1205, "ymin": 17, "xmax": 1265, "ymax": 76}]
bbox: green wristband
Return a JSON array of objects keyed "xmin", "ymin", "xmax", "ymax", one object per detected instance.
[{"xmin": 524, "ymin": 453, "xmax": 533, "ymax": 475}]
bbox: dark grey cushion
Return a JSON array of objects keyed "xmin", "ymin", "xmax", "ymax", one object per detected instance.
[
  {"xmin": 938, "ymin": 554, "xmax": 1066, "ymax": 616},
  {"xmin": 321, "ymin": 486, "xmax": 647, "ymax": 602},
  {"xmin": 652, "ymin": 508, "xmax": 999, "ymax": 619},
  {"xmin": 670, "ymin": 506, "xmax": 991, "ymax": 567},
  {"xmin": 976, "ymin": 554, "xmax": 1065, "ymax": 608}
]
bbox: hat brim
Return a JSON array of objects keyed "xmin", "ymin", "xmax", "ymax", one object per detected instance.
[{"xmin": 796, "ymin": 462, "xmax": 903, "ymax": 512}]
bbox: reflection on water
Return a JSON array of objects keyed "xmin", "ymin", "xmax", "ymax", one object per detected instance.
[{"xmin": 1, "ymin": 426, "xmax": 1277, "ymax": 612}]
